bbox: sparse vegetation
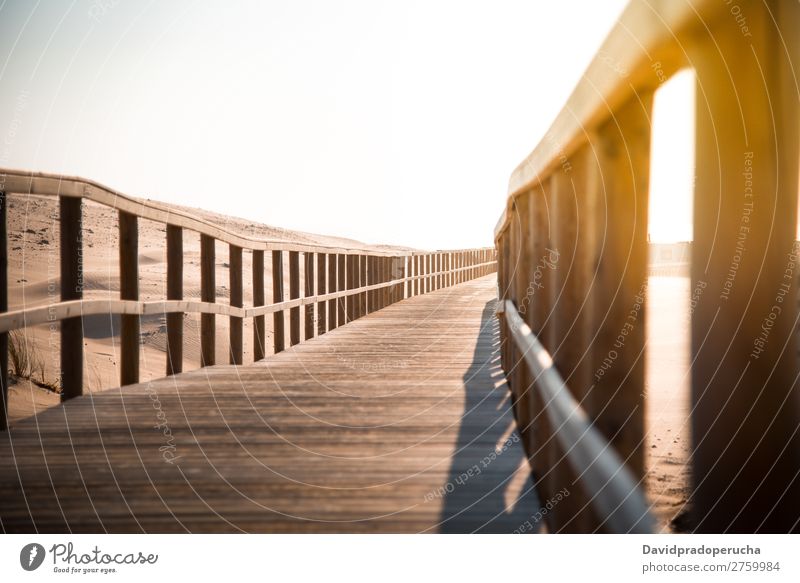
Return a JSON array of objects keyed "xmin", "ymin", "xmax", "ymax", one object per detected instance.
[{"xmin": 8, "ymin": 330, "xmax": 60, "ymax": 393}]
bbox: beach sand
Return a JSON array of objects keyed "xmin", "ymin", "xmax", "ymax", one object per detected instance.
[{"xmin": 645, "ymin": 276, "xmax": 693, "ymax": 532}]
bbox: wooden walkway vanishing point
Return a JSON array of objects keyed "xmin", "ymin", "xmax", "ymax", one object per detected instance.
[{"xmin": 0, "ymin": 276, "xmax": 540, "ymax": 533}]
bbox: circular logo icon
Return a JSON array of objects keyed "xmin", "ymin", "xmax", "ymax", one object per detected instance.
[{"xmin": 20, "ymin": 543, "xmax": 46, "ymax": 571}]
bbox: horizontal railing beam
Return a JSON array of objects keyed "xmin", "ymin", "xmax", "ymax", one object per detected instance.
[
  {"xmin": 503, "ymin": 298, "xmax": 655, "ymax": 534},
  {"xmin": 2, "ymin": 166, "xmax": 494, "ymax": 259},
  {"xmin": 0, "ymin": 261, "xmax": 498, "ymax": 333}
]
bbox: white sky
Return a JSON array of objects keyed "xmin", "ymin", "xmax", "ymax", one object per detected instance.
[{"xmin": 0, "ymin": 0, "xmax": 694, "ymax": 248}]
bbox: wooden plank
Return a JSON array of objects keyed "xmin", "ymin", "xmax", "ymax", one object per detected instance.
[
  {"xmin": 0, "ymin": 276, "xmax": 536, "ymax": 533},
  {"xmin": 316, "ymin": 253, "xmax": 327, "ymax": 335},
  {"xmin": 0, "ymin": 190, "xmax": 6, "ymax": 429},
  {"xmin": 346, "ymin": 255, "xmax": 355, "ymax": 323},
  {"xmin": 327, "ymin": 253, "xmax": 337, "ymax": 330},
  {"xmin": 289, "ymin": 251, "xmax": 300, "ymax": 346},
  {"xmin": 587, "ymin": 94, "xmax": 652, "ymax": 480},
  {"xmin": 411, "ymin": 256, "xmax": 418, "ymax": 297},
  {"xmin": 200, "ymin": 235, "xmax": 216, "ymax": 366},
  {"xmin": 358, "ymin": 255, "xmax": 367, "ymax": 318},
  {"xmin": 229, "ymin": 244, "xmax": 243, "ymax": 365},
  {"xmin": 337, "ymin": 255, "xmax": 346, "ymax": 325},
  {"xmin": 166, "ymin": 225, "xmax": 183, "ymax": 375},
  {"xmin": 60, "ymin": 196, "xmax": 83, "ymax": 400},
  {"xmin": 272, "ymin": 251, "xmax": 285, "ymax": 353},
  {"xmin": 252, "ymin": 250, "xmax": 265, "ymax": 361},
  {"xmin": 504, "ymin": 299, "xmax": 654, "ymax": 533},
  {"xmin": 689, "ymin": 1, "xmax": 800, "ymax": 532},
  {"xmin": 119, "ymin": 211, "xmax": 140, "ymax": 386},
  {"xmin": 502, "ymin": 0, "xmax": 722, "ymax": 205},
  {"xmin": 547, "ymin": 146, "xmax": 601, "ymax": 532},
  {"xmin": 304, "ymin": 252, "xmax": 315, "ymax": 341}
]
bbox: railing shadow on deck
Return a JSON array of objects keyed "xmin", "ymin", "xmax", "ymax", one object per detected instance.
[{"xmin": 439, "ymin": 300, "xmax": 541, "ymax": 533}]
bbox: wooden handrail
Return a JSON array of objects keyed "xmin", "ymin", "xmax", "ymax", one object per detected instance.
[
  {"xmin": 495, "ymin": 0, "xmax": 726, "ymax": 239},
  {"xmin": 504, "ymin": 299, "xmax": 654, "ymax": 533},
  {"xmin": 1, "ymin": 167, "xmax": 479, "ymax": 257},
  {"xmin": 0, "ymin": 167, "xmax": 497, "ymax": 431},
  {"xmin": 495, "ymin": 0, "xmax": 800, "ymax": 532}
]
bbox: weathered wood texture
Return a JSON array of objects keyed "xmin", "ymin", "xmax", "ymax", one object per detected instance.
[
  {"xmin": 0, "ymin": 191, "xmax": 6, "ymax": 430},
  {"xmin": 200, "ymin": 235, "xmax": 216, "ymax": 366},
  {"xmin": 166, "ymin": 225, "xmax": 184, "ymax": 375},
  {"xmin": 119, "ymin": 211, "xmax": 140, "ymax": 386},
  {"xmin": 0, "ymin": 276, "xmax": 537, "ymax": 533},
  {"xmin": 59, "ymin": 196, "xmax": 83, "ymax": 400},
  {"xmin": 229, "ymin": 245, "xmax": 243, "ymax": 365},
  {"xmin": 252, "ymin": 250, "xmax": 265, "ymax": 362},
  {"xmin": 493, "ymin": 0, "xmax": 800, "ymax": 534}
]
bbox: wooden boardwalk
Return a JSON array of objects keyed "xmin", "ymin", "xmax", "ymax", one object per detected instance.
[{"xmin": 0, "ymin": 276, "xmax": 539, "ymax": 533}]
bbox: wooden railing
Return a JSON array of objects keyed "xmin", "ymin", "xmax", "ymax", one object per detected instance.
[
  {"xmin": 495, "ymin": 0, "xmax": 799, "ymax": 532},
  {"xmin": 0, "ymin": 169, "xmax": 497, "ymax": 430}
]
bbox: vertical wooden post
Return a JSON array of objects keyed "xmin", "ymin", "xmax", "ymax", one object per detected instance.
[
  {"xmin": 229, "ymin": 244, "xmax": 243, "ymax": 364},
  {"xmin": 316, "ymin": 253, "xmax": 327, "ymax": 335},
  {"xmin": 253, "ymin": 249, "xmax": 266, "ymax": 361},
  {"xmin": 337, "ymin": 254, "xmax": 346, "ymax": 324},
  {"xmin": 304, "ymin": 252, "xmax": 315, "ymax": 340},
  {"xmin": 119, "ymin": 211, "xmax": 139, "ymax": 386},
  {"xmin": 548, "ymin": 147, "xmax": 601, "ymax": 531},
  {"xmin": 200, "ymin": 234, "xmax": 216, "ymax": 366},
  {"xmin": 59, "ymin": 196, "xmax": 83, "ymax": 400},
  {"xmin": 426, "ymin": 255, "xmax": 432, "ymax": 293},
  {"xmin": 398, "ymin": 256, "xmax": 406, "ymax": 300},
  {"xmin": 690, "ymin": 2, "xmax": 800, "ymax": 532},
  {"xmin": 359, "ymin": 255, "xmax": 367, "ymax": 317},
  {"xmin": 346, "ymin": 254, "xmax": 355, "ymax": 323},
  {"xmin": 0, "ymin": 190, "xmax": 7, "ymax": 428},
  {"xmin": 272, "ymin": 250, "xmax": 285, "ymax": 354},
  {"xmin": 588, "ymin": 94, "xmax": 653, "ymax": 481},
  {"xmin": 289, "ymin": 251, "xmax": 300, "ymax": 346},
  {"xmin": 366, "ymin": 255, "xmax": 374, "ymax": 313},
  {"xmin": 166, "ymin": 225, "xmax": 183, "ymax": 375},
  {"xmin": 383, "ymin": 257, "xmax": 392, "ymax": 307},
  {"xmin": 413, "ymin": 256, "xmax": 420, "ymax": 296},
  {"xmin": 327, "ymin": 253, "xmax": 337, "ymax": 330},
  {"xmin": 511, "ymin": 194, "xmax": 538, "ymax": 483}
]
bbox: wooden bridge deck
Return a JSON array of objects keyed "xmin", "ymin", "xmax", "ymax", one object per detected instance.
[{"xmin": 0, "ymin": 276, "xmax": 539, "ymax": 533}]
